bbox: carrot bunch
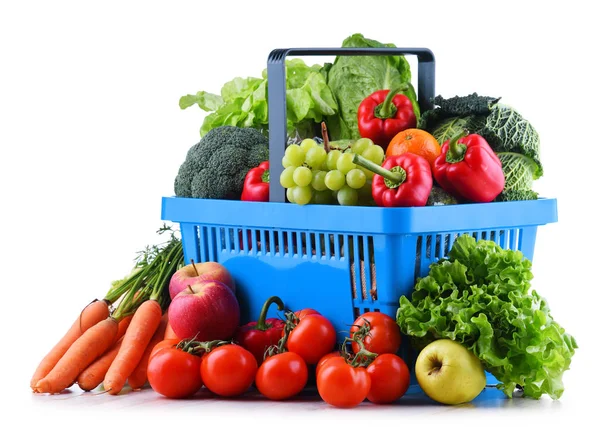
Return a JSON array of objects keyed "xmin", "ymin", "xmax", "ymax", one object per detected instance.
[
  {"xmin": 31, "ymin": 225, "xmax": 184, "ymax": 395},
  {"xmin": 29, "ymin": 272, "xmax": 141, "ymax": 390}
]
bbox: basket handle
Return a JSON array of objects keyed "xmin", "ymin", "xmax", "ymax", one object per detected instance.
[{"xmin": 266, "ymin": 47, "xmax": 436, "ymax": 203}]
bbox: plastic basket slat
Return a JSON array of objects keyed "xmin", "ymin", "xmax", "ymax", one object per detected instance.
[{"xmin": 161, "ymin": 198, "xmax": 557, "ymax": 235}]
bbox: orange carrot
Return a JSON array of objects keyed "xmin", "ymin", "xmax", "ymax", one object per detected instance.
[
  {"xmin": 115, "ymin": 314, "xmax": 133, "ymax": 343},
  {"xmin": 127, "ymin": 314, "xmax": 169, "ymax": 390},
  {"xmin": 104, "ymin": 299, "xmax": 163, "ymax": 395},
  {"xmin": 76, "ymin": 338, "xmax": 124, "ymax": 391},
  {"xmin": 75, "ymin": 313, "xmax": 134, "ymax": 392},
  {"xmin": 30, "ymin": 299, "xmax": 110, "ymax": 390},
  {"xmin": 35, "ymin": 317, "xmax": 119, "ymax": 394}
]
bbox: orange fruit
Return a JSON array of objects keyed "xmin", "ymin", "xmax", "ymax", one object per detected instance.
[{"xmin": 385, "ymin": 128, "xmax": 441, "ymax": 168}]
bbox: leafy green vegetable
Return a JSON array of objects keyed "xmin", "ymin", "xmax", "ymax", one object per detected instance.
[
  {"xmin": 419, "ymin": 93, "xmax": 500, "ymax": 128},
  {"xmin": 495, "ymin": 189, "xmax": 539, "ymax": 202},
  {"xmin": 480, "ymin": 105, "xmax": 542, "ymax": 177},
  {"xmin": 397, "ymin": 234, "xmax": 577, "ymax": 400},
  {"xmin": 496, "ymin": 152, "xmax": 539, "ymax": 196},
  {"xmin": 180, "ymin": 59, "xmax": 338, "ymax": 139},
  {"xmin": 324, "ymin": 33, "xmax": 419, "ymax": 140},
  {"xmin": 179, "ymin": 91, "xmax": 225, "ymax": 111},
  {"xmin": 420, "ymin": 93, "xmax": 543, "ymax": 201}
]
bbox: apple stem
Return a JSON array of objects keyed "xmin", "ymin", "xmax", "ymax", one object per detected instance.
[
  {"xmin": 187, "ymin": 284, "xmax": 194, "ymax": 294},
  {"xmin": 190, "ymin": 259, "xmax": 199, "ymax": 276}
]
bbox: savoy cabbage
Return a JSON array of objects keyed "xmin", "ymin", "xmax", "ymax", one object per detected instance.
[{"xmin": 420, "ymin": 94, "xmax": 543, "ymax": 200}]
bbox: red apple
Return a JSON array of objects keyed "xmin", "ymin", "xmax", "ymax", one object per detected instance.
[
  {"xmin": 168, "ymin": 280, "xmax": 240, "ymax": 341},
  {"xmin": 169, "ymin": 261, "xmax": 235, "ymax": 299}
]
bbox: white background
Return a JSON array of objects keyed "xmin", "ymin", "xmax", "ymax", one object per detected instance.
[{"xmin": 1, "ymin": 0, "xmax": 597, "ymax": 425}]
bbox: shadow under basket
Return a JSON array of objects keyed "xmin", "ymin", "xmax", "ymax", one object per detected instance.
[{"xmin": 161, "ymin": 196, "xmax": 558, "ymax": 386}]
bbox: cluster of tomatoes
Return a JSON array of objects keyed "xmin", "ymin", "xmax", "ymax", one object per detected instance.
[{"xmin": 146, "ymin": 308, "xmax": 410, "ymax": 408}]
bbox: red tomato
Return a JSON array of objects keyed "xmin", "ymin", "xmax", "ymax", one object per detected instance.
[
  {"xmin": 351, "ymin": 312, "xmax": 402, "ymax": 355},
  {"xmin": 149, "ymin": 339, "xmax": 180, "ymax": 361},
  {"xmin": 316, "ymin": 356, "xmax": 371, "ymax": 408},
  {"xmin": 255, "ymin": 352, "xmax": 308, "ymax": 400},
  {"xmin": 286, "ymin": 314, "xmax": 336, "ymax": 365},
  {"xmin": 294, "ymin": 308, "xmax": 320, "ymax": 320},
  {"xmin": 366, "ymin": 354, "xmax": 410, "ymax": 404},
  {"xmin": 147, "ymin": 346, "xmax": 203, "ymax": 399},
  {"xmin": 200, "ymin": 344, "xmax": 258, "ymax": 397},
  {"xmin": 315, "ymin": 351, "xmax": 342, "ymax": 377}
]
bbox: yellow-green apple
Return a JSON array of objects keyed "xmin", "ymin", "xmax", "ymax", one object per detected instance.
[
  {"xmin": 169, "ymin": 261, "xmax": 235, "ymax": 299},
  {"xmin": 168, "ymin": 280, "xmax": 240, "ymax": 341},
  {"xmin": 415, "ymin": 339, "xmax": 486, "ymax": 405}
]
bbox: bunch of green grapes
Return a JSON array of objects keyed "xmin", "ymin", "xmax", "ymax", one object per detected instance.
[{"xmin": 279, "ymin": 137, "xmax": 385, "ymax": 206}]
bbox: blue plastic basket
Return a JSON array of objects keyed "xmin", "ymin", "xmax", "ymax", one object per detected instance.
[
  {"xmin": 161, "ymin": 47, "xmax": 558, "ymax": 376},
  {"xmin": 161, "ymin": 197, "xmax": 557, "ymax": 338}
]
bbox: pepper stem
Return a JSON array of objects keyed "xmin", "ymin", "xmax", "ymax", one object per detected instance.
[
  {"xmin": 375, "ymin": 84, "xmax": 409, "ymax": 119},
  {"xmin": 261, "ymin": 170, "xmax": 270, "ymax": 183},
  {"xmin": 352, "ymin": 154, "xmax": 406, "ymax": 189},
  {"xmin": 446, "ymin": 130, "xmax": 469, "ymax": 163},
  {"xmin": 256, "ymin": 296, "xmax": 285, "ymax": 331}
]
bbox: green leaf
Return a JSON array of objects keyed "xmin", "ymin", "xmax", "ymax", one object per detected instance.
[
  {"xmin": 179, "ymin": 91, "xmax": 224, "ymax": 111},
  {"xmin": 221, "ymin": 77, "xmax": 263, "ymax": 102},
  {"xmin": 429, "ymin": 116, "xmax": 486, "ymax": 146},
  {"xmin": 496, "ymin": 152, "xmax": 540, "ymax": 192},
  {"xmin": 286, "ymin": 88, "xmax": 312, "ymax": 124},
  {"xmin": 482, "ymin": 104, "xmax": 543, "ymax": 178}
]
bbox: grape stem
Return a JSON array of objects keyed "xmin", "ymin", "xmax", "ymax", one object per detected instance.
[{"xmin": 321, "ymin": 122, "xmax": 330, "ymax": 153}]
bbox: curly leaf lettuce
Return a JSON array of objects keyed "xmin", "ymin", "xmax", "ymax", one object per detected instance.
[
  {"xmin": 180, "ymin": 59, "xmax": 338, "ymax": 138},
  {"xmin": 397, "ymin": 235, "xmax": 577, "ymax": 399}
]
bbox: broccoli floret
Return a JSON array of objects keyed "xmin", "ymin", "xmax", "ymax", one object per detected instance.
[
  {"xmin": 173, "ymin": 160, "xmax": 196, "ymax": 198},
  {"xmin": 174, "ymin": 126, "xmax": 269, "ymax": 200},
  {"xmin": 495, "ymin": 189, "xmax": 539, "ymax": 202},
  {"xmin": 246, "ymin": 144, "xmax": 271, "ymax": 169},
  {"xmin": 426, "ymin": 186, "xmax": 459, "ymax": 206}
]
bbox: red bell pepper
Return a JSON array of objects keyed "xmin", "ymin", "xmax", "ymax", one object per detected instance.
[
  {"xmin": 432, "ymin": 132, "xmax": 505, "ymax": 203},
  {"xmin": 357, "ymin": 84, "xmax": 417, "ymax": 150},
  {"xmin": 241, "ymin": 161, "xmax": 269, "ymax": 202},
  {"xmin": 353, "ymin": 153, "xmax": 432, "ymax": 207},
  {"xmin": 234, "ymin": 296, "xmax": 285, "ymax": 364}
]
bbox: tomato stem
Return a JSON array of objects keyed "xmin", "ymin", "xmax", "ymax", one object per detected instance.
[
  {"xmin": 271, "ymin": 311, "xmax": 298, "ymax": 355},
  {"xmin": 342, "ymin": 321, "xmax": 378, "ymax": 368},
  {"xmin": 178, "ymin": 338, "xmax": 232, "ymax": 356}
]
